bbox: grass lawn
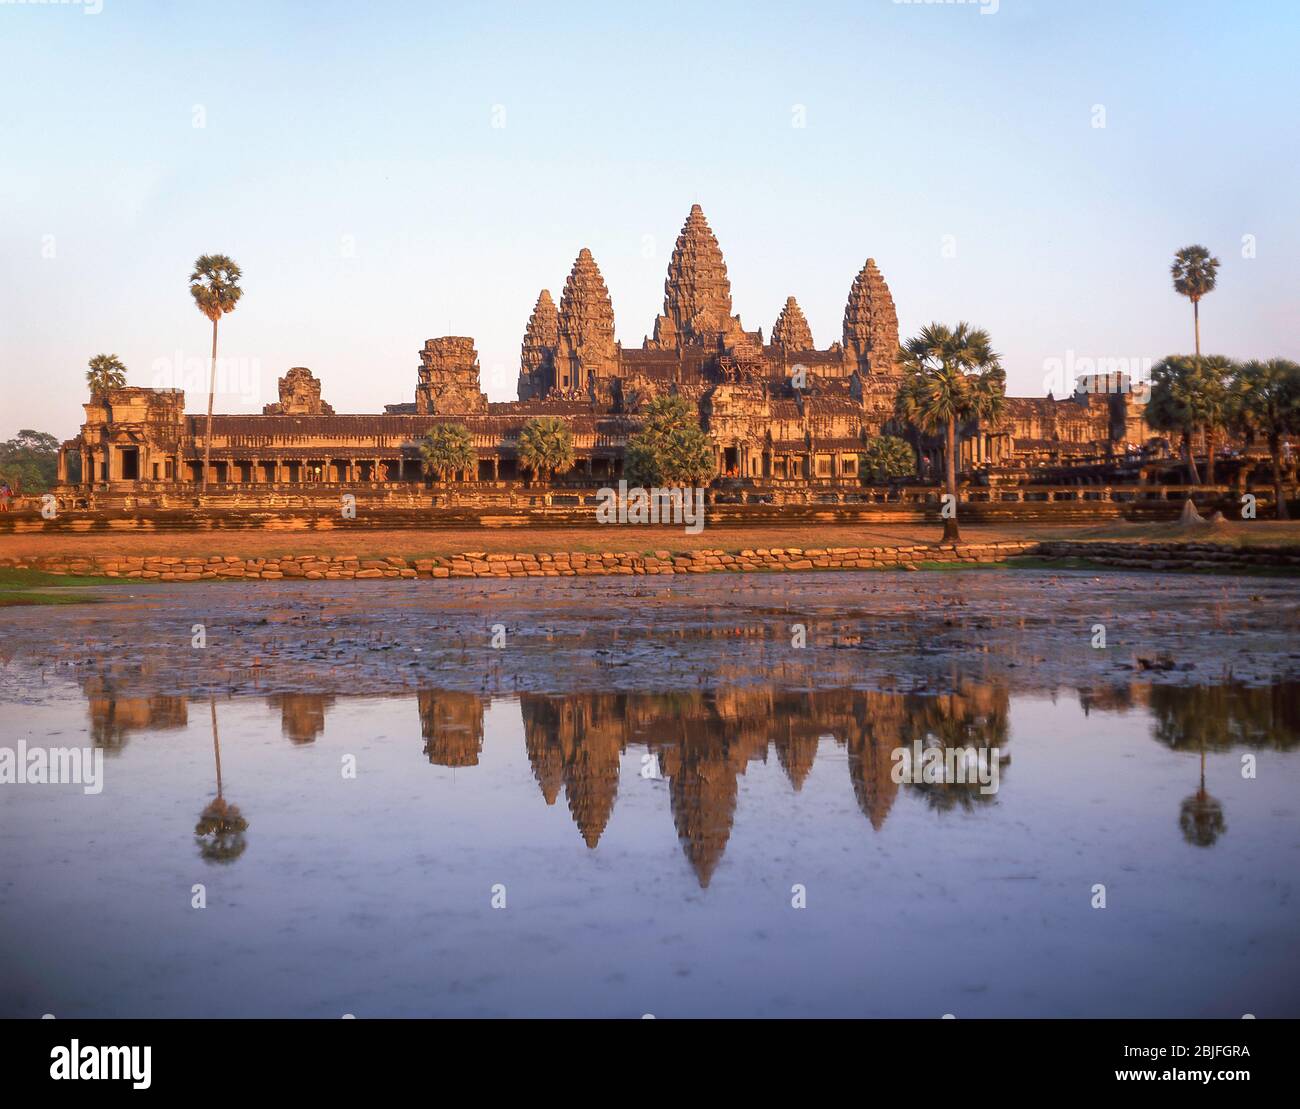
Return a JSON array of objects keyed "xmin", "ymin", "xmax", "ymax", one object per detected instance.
[{"xmin": 0, "ymin": 567, "xmax": 118, "ymax": 606}]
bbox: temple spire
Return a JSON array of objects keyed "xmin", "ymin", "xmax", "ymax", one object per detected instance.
[
  {"xmin": 518, "ymin": 289, "xmax": 558, "ymax": 400},
  {"xmin": 649, "ymin": 203, "xmax": 737, "ymax": 350},
  {"xmin": 842, "ymin": 258, "xmax": 899, "ymax": 375},
  {"xmin": 555, "ymin": 248, "xmax": 616, "ymax": 393},
  {"xmin": 771, "ymin": 296, "xmax": 814, "ymax": 352}
]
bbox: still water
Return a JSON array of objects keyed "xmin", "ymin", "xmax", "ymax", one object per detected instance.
[{"xmin": 2, "ymin": 678, "xmax": 1297, "ymax": 1017}]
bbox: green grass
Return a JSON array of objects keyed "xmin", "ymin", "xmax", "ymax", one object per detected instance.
[
  {"xmin": 0, "ymin": 567, "xmax": 120, "ymax": 605},
  {"xmin": 0, "ymin": 568, "xmax": 120, "ymax": 588}
]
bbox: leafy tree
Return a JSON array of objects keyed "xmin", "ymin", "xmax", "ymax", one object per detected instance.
[
  {"xmin": 85, "ymin": 353, "xmax": 127, "ymax": 396},
  {"xmin": 894, "ymin": 322, "xmax": 1004, "ymax": 541},
  {"xmin": 190, "ymin": 254, "xmax": 243, "ymax": 490},
  {"xmin": 1147, "ymin": 355, "xmax": 1222, "ymax": 484},
  {"xmin": 419, "ymin": 423, "xmax": 475, "ymax": 482},
  {"xmin": 1170, "ymin": 245, "xmax": 1220, "ymax": 358},
  {"xmin": 0, "ymin": 429, "xmax": 61, "ymax": 493},
  {"xmin": 1196, "ymin": 354, "xmax": 1235, "ymax": 484},
  {"xmin": 624, "ymin": 394, "xmax": 716, "ymax": 486},
  {"xmin": 517, "ymin": 417, "xmax": 575, "ymax": 482},
  {"xmin": 1231, "ymin": 358, "xmax": 1300, "ymax": 519},
  {"xmin": 859, "ymin": 435, "xmax": 916, "ymax": 482}
]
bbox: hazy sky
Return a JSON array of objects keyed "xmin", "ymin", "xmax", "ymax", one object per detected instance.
[{"xmin": 2, "ymin": 0, "xmax": 1297, "ymax": 441}]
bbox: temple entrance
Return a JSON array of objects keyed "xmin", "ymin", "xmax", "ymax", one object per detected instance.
[{"xmin": 118, "ymin": 447, "xmax": 139, "ymax": 481}]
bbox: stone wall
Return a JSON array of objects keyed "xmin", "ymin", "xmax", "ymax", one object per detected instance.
[
  {"xmin": 7, "ymin": 540, "xmax": 1298, "ymax": 580},
  {"xmin": 1, "ymin": 541, "xmax": 1037, "ymax": 580}
]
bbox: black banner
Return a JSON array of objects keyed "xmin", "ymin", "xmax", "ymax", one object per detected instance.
[{"xmin": 3, "ymin": 1018, "xmax": 1289, "ymax": 1095}]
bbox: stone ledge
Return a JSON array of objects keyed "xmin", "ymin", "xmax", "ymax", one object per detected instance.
[
  {"xmin": 12, "ymin": 540, "xmax": 1291, "ymax": 579},
  {"xmin": 0, "ymin": 541, "xmax": 1038, "ymax": 581}
]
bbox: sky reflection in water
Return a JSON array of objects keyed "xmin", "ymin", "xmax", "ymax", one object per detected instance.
[{"xmin": 1, "ymin": 678, "xmax": 1297, "ymax": 1018}]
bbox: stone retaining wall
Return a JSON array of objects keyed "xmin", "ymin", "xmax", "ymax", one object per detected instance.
[
  {"xmin": 5, "ymin": 540, "xmax": 1298, "ymax": 579},
  {"xmin": 0, "ymin": 541, "xmax": 1036, "ymax": 580}
]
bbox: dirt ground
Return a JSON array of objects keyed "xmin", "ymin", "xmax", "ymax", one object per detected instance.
[{"xmin": 2, "ymin": 519, "xmax": 1298, "ymax": 561}]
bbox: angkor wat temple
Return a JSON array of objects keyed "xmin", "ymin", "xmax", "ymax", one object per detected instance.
[{"xmin": 58, "ymin": 204, "xmax": 1152, "ymax": 505}]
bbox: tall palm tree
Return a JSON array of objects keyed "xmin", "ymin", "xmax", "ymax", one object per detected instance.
[
  {"xmin": 1178, "ymin": 736, "xmax": 1226, "ymax": 848},
  {"xmin": 1170, "ymin": 245, "xmax": 1220, "ymax": 359},
  {"xmin": 194, "ymin": 697, "xmax": 248, "ymax": 864},
  {"xmin": 85, "ymin": 353, "xmax": 127, "ymax": 396},
  {"xmin": 894, "ymin": 322, "xmax": 1004, "ymax": 541},
  {"xmin": 1232, "ymin": 358, "xmax": 1300, "ymax": 519},
  {"xmin": 189, "ymin": 255, "xmax": 243, "ymax": 491},
  {"xmin": 517, "ymin": 417, "xmax": 575, "ymax": 483}
]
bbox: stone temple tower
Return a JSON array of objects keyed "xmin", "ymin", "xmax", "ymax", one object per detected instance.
[
  {"xmin": 517, "ymin": 289, "xmax": 558, "ymax": 401},
  {"xmin": 771, "ymin": 297, "xmax": 814, "ymax": 352},
  {"xmin": 648, "ymin": 204, "xmax": 744, "ymax": 351},
  {"xmin": 842, "ymin": 259, "xmax": 899, "ymax": 375},
  {"xmin": 554, "ymin": 248, "xmax": 617, "ymax": 394}
]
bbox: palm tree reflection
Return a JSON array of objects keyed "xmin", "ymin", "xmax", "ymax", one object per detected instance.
[
  {"xmin": 1179, "ymin": 737, "xmax": 1226, "ymax": 848},
  {"xmin": 195, "ymin": 696, "xmax": 248, "ymax": 863}
]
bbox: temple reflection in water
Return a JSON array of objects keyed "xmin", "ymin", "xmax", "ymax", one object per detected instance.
[{"xmin": 78, "ymin": 679, "xmax": 1299, "ymax": 884}]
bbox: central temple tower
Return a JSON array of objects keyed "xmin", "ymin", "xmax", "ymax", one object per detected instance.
[{"xmin": 647, "ymin": 204, "xmax": 746, "ymax": 351}]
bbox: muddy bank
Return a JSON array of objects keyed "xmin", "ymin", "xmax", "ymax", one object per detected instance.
[{"xmin": 2, "ymin": 570, "xmax": 1298, "ymax": 702}]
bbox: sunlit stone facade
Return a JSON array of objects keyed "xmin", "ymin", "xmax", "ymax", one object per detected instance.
[{"xmin": 58, "ymin": 204, "xmax": 1146, "ymax": 502}]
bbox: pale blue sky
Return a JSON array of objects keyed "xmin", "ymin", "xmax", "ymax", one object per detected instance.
[{"xmin": 2, "ymin": 0, "xmax": 1297, "ymax": 440}]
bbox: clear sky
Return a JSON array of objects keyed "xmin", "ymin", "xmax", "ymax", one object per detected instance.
[{"xmin": 1, "ymin": 0, "xmax": 1297, "ymax": 441}]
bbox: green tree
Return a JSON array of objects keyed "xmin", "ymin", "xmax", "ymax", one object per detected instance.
[
  {"xmin": 859, "ymin": 435, "xmax": 916, "ymax": 482},
  {"xmin": 0, "ymin": 429, "xmax": 61, "ymax": 493},
  {"xmin": 894, "ymin": 322, "xmax": 1004, "ymax": 541},
  {"xmin": 190, "ymin": 254, "xmax": 244, "ymax": 490},
  {"xmin": 85, "ymin": 353, "xmax": 127, "ymax": 396},
  {"xmin": 1196, "ymin": 354, "xmax": 1235, "ymax": 484},
  {"xmin": 1231, "ymin": 358, "xmax": 1300, "ymax": 519},
  {"xmin": 419, "ymin": 423, "xmax": 475, "ymax": 482},
  {"xmin": 1148, "ymin": 355, "xmax": 1214, "ymax": 484},
  {"xmin": 517, "ymin": 417, "xmax": 575, "ymax": 483},
  {"xmin": 1170, "ymin": 245, "xmax": 1220, "ymax": 358},
  {"xmin": 624, "ymin": 394, "xmax": 716, "ymax": 486}
]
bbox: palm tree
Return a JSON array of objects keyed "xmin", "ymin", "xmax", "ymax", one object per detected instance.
[
  {"xmin": 85, "ymin": 353, "xmax": 127, "ymax": 396},
  {"xmin": 1197, "ymin": 354, "xmax": 1235, "ymax": 484},
  {"xmin": 859, "ymin": 434, "xmax": 916, "ymax": 482},
  {"xmin": 1170, "ymin": 245, "xmax": 1220, "ymax": 359},
  {"xmin": 1147, "ymin": 355, "xmax": 1204, "ymax": 484},
  {"xmin": 894, "ymin": 322, "xmax": 1005, "ymax": 541},
  {"xmin": 1178, "ymin": 737, "xmax": 1226, "ymax": 848},
  {"xmin": 517, "ymin": 417, "xmax": 575, "ymax": 483},
  {"xmin": 1231, "ymin": 358, "xmax": 1300, "ymax": 519},
  {"xmin": 419, "ymin": 423, "xmax": 476, "ymax": 482},
  {"xmin": 189, "ymin": 255, "xmax": 244, "ymax": 491},
  {"xmin": 624, "ymin": 395, "xmax": 716, "ymax": 487},
  {"xmin": 195, "ymin": 697, "xmax": 248, "ymax": 864}
]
